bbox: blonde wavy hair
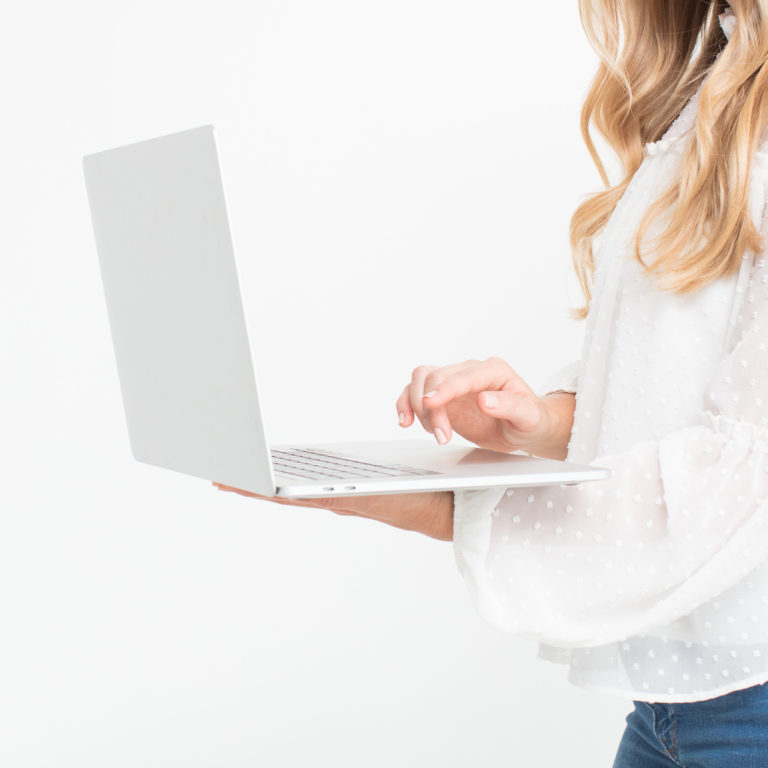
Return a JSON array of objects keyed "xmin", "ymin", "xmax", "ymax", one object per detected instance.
[{"xmin": 569, "ymin": 0, "xmax": 768, "ymax": 320}]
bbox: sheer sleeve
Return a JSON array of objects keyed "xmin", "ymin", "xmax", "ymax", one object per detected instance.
[
  {"xmin": 452, "ymin": 241, "xmax": 768, "ymax": 649},
  {"xmin": 539, "ymin": 359, "xmax": 580, "ymax": 396}
]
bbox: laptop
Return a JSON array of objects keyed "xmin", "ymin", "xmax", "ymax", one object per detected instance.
[{"xmin": 82, "ymin": 125, "xmax": 610, "ymax": 498}]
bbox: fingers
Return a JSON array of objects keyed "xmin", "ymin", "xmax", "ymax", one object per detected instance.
[
  {"xmin": 395, "ymin": 357, "xmax": 533, "ymax": 445},
  {"xmin": 420, "ymin": 362, "xmax": 474, "ymax": 443},
  {"xmin": 395, "ymin": 360, "xmax": 479, "ymax": 444},
  {"xmin": 211, "ymin": 482, "xmax": 353, "ymax": 512},
  {"xmin": 423, "ymin": 358, "xmax": 520, "ymax": 411},
  {"xmin": 212, "ymin": 482, "xmax": 303, "ymax": 505},
  {"xmin": 478, "ymin": 388, "xmax": 540, "ymax": 430},
  {"xmin": 394, "ymin": 364, "xmax": 437, "ymax": 432},
  {"xmin": 395, "ymin": 384, "xmax": 414, "ymax": 428},
  {"xmin": 421, "ymin": 358, "xmax": 539, "ymax": 437},
  {"xmin": 409, "ymin": 365, "xmax": 437, "ymax": 429}
]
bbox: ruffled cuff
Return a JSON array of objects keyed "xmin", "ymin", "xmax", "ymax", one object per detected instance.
[
  {"xmin": 453, "ymin": 487, "xmax": 507, "ymax": 615},
  {"xmin": 538, "ymin": 359, "xmax": 580, "ymax": 397},
  {"xmin": 700, "ymin": 408, "xmax": 768, "ymax": 449}
]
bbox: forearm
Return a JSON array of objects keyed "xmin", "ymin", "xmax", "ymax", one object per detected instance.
[
  {"xmin": 533, "ymin": 391, "xmax": 576, "ymax": 460},
  {"xmin": 343, "ymin": 490, "xmax": 454, "ymax": 541}
]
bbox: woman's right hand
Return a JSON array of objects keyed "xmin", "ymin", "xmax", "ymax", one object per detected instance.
[{"xmin": 395, "ymin": 356, "xmax": 571, "ymax": 457}]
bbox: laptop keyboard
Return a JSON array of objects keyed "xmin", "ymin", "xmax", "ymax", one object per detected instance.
[{"xmin": 271, "ymin": 448, "xmax": 441, "ymax": 482}]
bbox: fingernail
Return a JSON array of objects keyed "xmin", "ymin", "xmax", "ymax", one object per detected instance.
[
  {"xmin": 434, "ymin": 427, "xmax": 448, "ymax": 445},
  {"xmin": 423, "ymin": 390, "xmax": 437, "ymax": 399},
  {"xmin": 483, "ymin": 393, "xmax": 498, "ymax": 408},
  {"xmin": 398, "ymin": 411, "xmax": 406, "ymax": 425}
]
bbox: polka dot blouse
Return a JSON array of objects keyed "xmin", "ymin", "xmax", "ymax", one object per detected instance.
[{"xmin": 452, "ymin": 6, "xmax": 768, "ymax": 703}]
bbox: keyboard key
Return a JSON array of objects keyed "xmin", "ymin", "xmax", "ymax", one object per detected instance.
[{"xmin": 270, "ymin": 448, "xmax": 440, "ymax": 481}]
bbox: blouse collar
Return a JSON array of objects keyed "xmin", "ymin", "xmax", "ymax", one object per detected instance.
[
  {"xmin": 644, "ymin": 7, "xmax": 736, "ymax": 158},
  {"xmin": 719, "ymin": 5, "xmax": 736, "ymax": 40}
]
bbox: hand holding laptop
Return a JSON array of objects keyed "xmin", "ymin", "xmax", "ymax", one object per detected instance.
[
  {"xmin": 211, "ymin": 357, "xmax": 576, "ymax": 539},
  {"xmin": 213, "ymin": 481, "xmax": 455, "ymax": 541}
]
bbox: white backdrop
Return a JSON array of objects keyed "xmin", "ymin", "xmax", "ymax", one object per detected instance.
[{"xmin": 1, "ymin": 1, "xmax": 632, "ymax": 765}]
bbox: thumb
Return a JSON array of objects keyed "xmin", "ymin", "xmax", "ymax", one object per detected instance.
[{"xmin": 478, "ymin": 390, "xmax": 540, "ymax": 431}]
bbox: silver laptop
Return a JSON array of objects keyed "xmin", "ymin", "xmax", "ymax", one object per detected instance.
[{"xmin": 82, "ymin": 125, "xmax": 610, "ymax": 498}]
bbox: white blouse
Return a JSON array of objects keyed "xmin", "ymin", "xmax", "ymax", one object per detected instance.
[{"xmin": 452, "ymin": 6, "xmax": 768, "ymax": 703}]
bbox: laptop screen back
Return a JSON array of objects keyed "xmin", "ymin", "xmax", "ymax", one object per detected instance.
[{"xmin": 83, "ymin": 126, "xmax": 275, "ymax": 495}]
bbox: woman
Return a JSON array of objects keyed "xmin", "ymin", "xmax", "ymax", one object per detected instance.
[{"xmin": 215, "ymin": 1, "xmax": 768, "ymax": 763}]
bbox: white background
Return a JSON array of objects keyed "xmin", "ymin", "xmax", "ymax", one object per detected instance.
[{"xmin": 1, "ymin": 1, "xmax": 632, "ymax": 765}]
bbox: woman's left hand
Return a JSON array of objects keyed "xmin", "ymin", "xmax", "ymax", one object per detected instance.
[{"xmin": 211, "ymin": 482, "xmax": 454, "ymax": 541}]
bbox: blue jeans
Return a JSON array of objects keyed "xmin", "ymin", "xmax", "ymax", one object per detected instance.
[{"xmin": 612, "ymin": 681, "xmax": 768, "ymax": 767}]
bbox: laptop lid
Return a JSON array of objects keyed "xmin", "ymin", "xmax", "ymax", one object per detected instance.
[{"xmin": 83, "ymin": 125, "xmax": 276, "ymax": 496}]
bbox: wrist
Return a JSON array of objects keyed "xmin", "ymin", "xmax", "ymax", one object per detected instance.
[
  {"xmin": 397, "ymin": 490, "xmax": 454, "ymax": 541},
  {"xmin": 534, "ymin": 391, "xmax": 575, "ymax": 460},
  {"xmin": 423, "ymin": 491, "xmax": 454, "ymax": 541}
]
